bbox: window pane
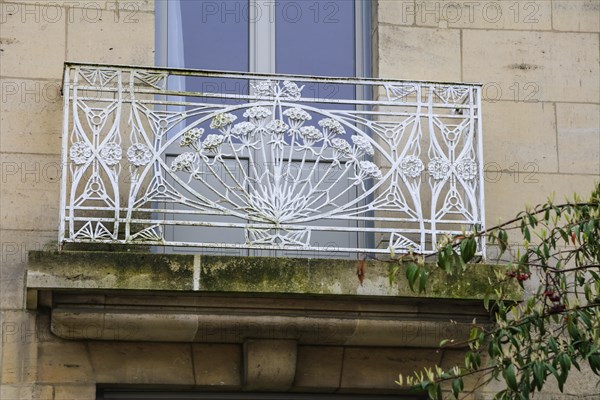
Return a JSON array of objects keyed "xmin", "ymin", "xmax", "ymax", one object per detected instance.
[
  {"xmin": 172, "ymin": 0, "xmax": 250, "ymax": 99},
  {"xmin": 177, "ymin": 0, "xmax": 249, "ymax": 71},
  {"xmin": 275, "ymin": 0, "xmax": 355, "ymax": 76}
]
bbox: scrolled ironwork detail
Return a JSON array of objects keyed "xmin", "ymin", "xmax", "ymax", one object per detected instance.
[{"xmin": 59, "ymin": 64, "xmax": 485, "ymax": 256}]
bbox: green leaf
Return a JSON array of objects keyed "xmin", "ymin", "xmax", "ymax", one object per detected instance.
[
  {"xmin": 543, "ymin": 242, "xmax": 550, "ymax": 258},
  {"xmin": 567, "ymin": 318, "xmax": 580, "ymax": 340},
  {"xmin": 452, "ymin": 378, "xmax": 463, "ymax": 399},
  {"xmin": 427, "ymin": 384, "xmax": 437, "ymax": 400},
  {"xmin": 584, "ymin": 220, "xmax": 592, "ymax": 236},
  {"xmin": 589, "ymin": 354, "xmax": 600, "ymax": 375},
  {"xmin": 483, "ymin": 292, "xmax": 491, "ymax": 311},
  {"xmin": 533, "ymin": 361, "xmax": 545, "ymax": 390},
  {"xmin": 460, "ymin": 238, "xmax": 477, "ymax": 263},
  {"xmin": 546, "ymin": 363, "xmax": 559, "ymax": 383},
  {"xmin": 557, "ymin": 374, "xmax": 565, "ymax": 392},
  {"xmin": 559, "ymin": 228, "xmax": 569, "ymax": 243},
  {"xmin": 488, "ymin": 340, "xmax": 500, "ymax": 358},
  {"xmin": 418, "ymin": 269, "xmax": 428, "ymax": 293},
  {"xmin": 528, "ymin": 213, "xmax": 538, "ymax": 227},
  {"xmin": 498, "ymin": 230, "xmax": 508, "ymax": 253},
  {"xmin": 548, "ymin": 337, "xmax": 558, "ymax": 353},
  {"xmin": 437, "ymin": 251, "xmax": 447, "ymax": 271},
  {"xmin": 579, "ymin": 310, "xmax": 592, "ymax": 328},
  {"xmin": 405, "ymin": 262, "xmax": 418, "ymax": 291},
  {"xmin": 523, "ymin": 226, "xmax": 531, "ymax": 242},
  {"xmin": 559, "ymin": 353, "xmax": 571, "ymax": 375},
  {"xmin": 503, "ymin": 364, "xmax": 518, "ymax": 391}
]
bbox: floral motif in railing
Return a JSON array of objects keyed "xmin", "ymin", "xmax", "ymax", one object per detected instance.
[{"xmin": 59, "ymin": 64, "xmax": 485, "ymax": 255}]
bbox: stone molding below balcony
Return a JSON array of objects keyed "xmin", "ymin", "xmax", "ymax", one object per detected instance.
[{"xmin": 26, "ymin": 251, "xmax": 520, "ymax": 346}]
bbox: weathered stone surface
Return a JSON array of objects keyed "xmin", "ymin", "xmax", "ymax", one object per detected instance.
[
  {"xmin": 192, "ymin": 343, "xmax": 242, "ymax": 387},
  {"xmin": 463, "ymin": 30, "xmax": 599, "ymax": 103},
  {"xmin": 415, "ymin": 0, "xmax": 552, "ymax": 30},
  {"xmin": 29, "ymin": 251, "xmax": 519, "ymax": 301},
  {"xmin": 66, "ymin": 9, "xmax": 154, "ymax": 66},
  {"xmin": 51, "ymin": 308, "xmax": 107, "ymax": 341},
  {"xmin": 0, "ymin": 77, "xmax": 63, "ymax": 154},
  {"xmin": 483, "ymin": 101, "xmax": 558, "ymax": 173},
  {"xmin": 27, "ymin": 251, "xmax": 195, "ymax": 290},
  {"xmin": 13, "ymin": 0, "xmax": 155, "ymax": 12},
  {"xmin": 193, "ymin": 314, "xmax": 357, "ymax": 345},
  {"xmin": 0, "ymin": 311, "xmax": 38, "ymax": 384},
  {"xmin": 345, "ymin": 319, "xmax": 472, "ymax": 348},
  {"xmin": 0, "ymin": 8, "xmax": 65, "ymax": 79},
  {"xmin": 37, "ymin": 342, "xmax": 94, "ymax": 383},
  {"xmin": 7, "ymin": 0, "xmax": 109, "ymax": 6},
  {"xmin": 552, "ymin": 0, "xmax": 600, "ymax": 32},
  {"xmin": 243, "ymin": 339, "xmax": 297, "ymax": 391},
  {"xmin": 340, "ymin": 347, "xmax": 441, "ymax": 390},
  {"xmin": 0, "ymin": 230, "xmax": 55, "ymax": 309},
  {"xmin": 199, "ymin": 255, "xmax": 515, "ymax": 299},
  {"xmin": 88, "ymin": 342, "xmax": 194, "ymax": 384},
  {"xmin": 293, "ymin": 346, "xmax": 344, "ymax": 390},
  {"xmin": 113, "ymin": 0, "xmax": 155, "ymax": 12},
  {"xmin": 103, "ymin": 311, "xmax": 198, "ymax": 341},
  {"xmin": 378, "ymin": 0, "xmax": 414, "ymax": 25},
  {"xmin": 556, "ymin": 103, "xmax": 600, "ymax": 175},
  {"xmin": 0, "ymin": 153, "xmax": 61, "ymax": 231},
  {"xmin": 49, "ymin": 299, "xmax": 494, "ymax": 347},
  {"xmin": 377, "ymin": 25, "xmax": 461, "ymax": 82},
  {"xmin": 485, "ymin": 173, "xmax": 599, "ymax": 225},
  {"xmin": 0, "ymin": 384, "xmax": 53, "ymax": 400},
  {"xmin": 54, "ymin": 384, "xmax": 96, "ymax": 400}
]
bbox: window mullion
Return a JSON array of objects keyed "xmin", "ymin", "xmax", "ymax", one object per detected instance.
[{"xmin": 249, "ymin": 0, "xmax": 276, "ymax": 73}]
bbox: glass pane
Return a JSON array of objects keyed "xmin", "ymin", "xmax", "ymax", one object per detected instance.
[
  {"xmin": 177, "ymin": 0, "xmax": 249, "ymax": 71},
  {"xmin": 170, "ymin": 0, "xmax": 250, "ymax": 98},
  {"xmin": 275, "ymin": 0, "xmax": 355, "ymax": 76}
]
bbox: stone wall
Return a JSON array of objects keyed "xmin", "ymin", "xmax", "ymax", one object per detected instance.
[
  {"xmin": 1, "ymin": 1, "xmax": 155, "ymax": 398},
  {"xmin": 375, "ymin": 0, "xmax": 599, "ymax": 226},
  {"xmin": 1, "ymin": 0, "xmax": 599, "ymax": 398}
]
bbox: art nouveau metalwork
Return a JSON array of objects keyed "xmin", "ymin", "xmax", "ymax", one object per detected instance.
[{"xmin": 59, "ymin": 63, "xmax": 485, "ymax": 255}]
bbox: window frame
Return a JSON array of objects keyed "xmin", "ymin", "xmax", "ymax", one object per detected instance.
[{"xmin": 155, "ymin": 0, "xmax": 371, "ymax": 78}]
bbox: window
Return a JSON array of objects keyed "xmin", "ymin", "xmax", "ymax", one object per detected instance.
[
  {"xmin": 154, "ymin": 0, "xmax": 372, "ymax": 257},
  {"xmin": 157, "ymin": 0, "xmax": 370, "ymax": 75}
]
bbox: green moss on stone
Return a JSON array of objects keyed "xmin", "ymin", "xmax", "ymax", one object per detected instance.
[
  {"xmin": 28, "ymin": 251, "xmax": 521, "ymax": 301},
  {"xmin": 28, "ymin": 251, "xmax": 194, "ymax": 290}
]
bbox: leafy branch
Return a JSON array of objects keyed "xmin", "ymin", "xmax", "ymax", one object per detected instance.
[{"xmin": 393, "ymin": 183, "xmax": 600, "ymax": 399}]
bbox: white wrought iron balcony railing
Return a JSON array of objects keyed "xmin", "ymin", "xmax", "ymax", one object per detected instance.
[{"xmin": 59, "ymin": 63, "xmax": 485, "ymax": 256}]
